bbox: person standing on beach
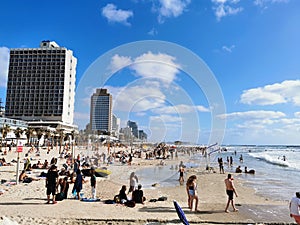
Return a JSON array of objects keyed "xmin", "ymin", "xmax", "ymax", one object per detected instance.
[
  {"xmin": 73, "ymin": 169, "xmax": 84, "ymax": 200},
  {"xmin": 128, "ymin": 172, "xmax": 138, "ymax": 194},
  {"xmin": 218, "ymin": 157, "xmax": 224, "ymax": 174},
  {"xmin": 46, "ymin": 165, "xmax": 59, "ymax": 204},
  {"xmin": 178, "ymin": 166, "xmax": 185, "ymax": 185},
  {"xmin": 186, "ymin": 175, "xmax": 199, "ymax": 211},
  {"xmin": 90, "ymin": 167, "xmax": 96, "ymax": 199},
  {"xmin": 224, "ymin": 173, "xmax": 238, "ymax": 213},
  {"xmin": 289, "ymin": 192, "xmax": 300, "ymax": 224}
]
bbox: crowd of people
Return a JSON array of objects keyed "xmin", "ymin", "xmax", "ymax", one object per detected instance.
[{"xmin": 2, "ymin": 143, "xmax": 300, "ymax": 224}]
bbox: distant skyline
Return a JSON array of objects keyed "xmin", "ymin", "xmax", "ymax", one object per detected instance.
[{"xmin": 0, "ymin": 0, "xmax": 300, "ymax": 145}]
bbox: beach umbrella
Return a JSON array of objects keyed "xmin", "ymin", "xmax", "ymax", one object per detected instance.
[{"xmin": 173, "ymin": 200, "xmax": 190, "ymax": 225}]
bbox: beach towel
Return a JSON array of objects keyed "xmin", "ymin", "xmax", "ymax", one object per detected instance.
[{"xmin": 81, "ymin": 198, "xmax": 101, "ymax": 202}]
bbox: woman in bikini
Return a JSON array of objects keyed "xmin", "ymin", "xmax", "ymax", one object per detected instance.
[{"xmin": 186, "ymin": 175, "xmax": 199, "ymax": 211}]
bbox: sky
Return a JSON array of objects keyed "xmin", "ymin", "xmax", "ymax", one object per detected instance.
[{"xmin": 0, "ymin": 0, "xmax": 300, "ymax": 145}]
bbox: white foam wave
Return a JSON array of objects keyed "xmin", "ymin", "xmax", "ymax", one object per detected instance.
[{"xmin": 249, "ymin": 152, "xmax": 290, "ymax": 167}]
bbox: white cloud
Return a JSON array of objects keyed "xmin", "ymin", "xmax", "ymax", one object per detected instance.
[
  {"xmin": 150, "ymin": 114, "xmax": 182, "ymax": 123},
  {"xmin": 109, "ymin": 52, "xmax": 181, "ymax": 84},
  {"xmin": 155, "ymin": 0, "xmax": 191, "ymax": 23},
  {"xmin": 109, "ymin": 54, "xmax": 132, "ymax": 74},
  {"xmin": 0, "ymin": 47, "xmax": 9, "ymax": 87},
  {"xmin": 132, "ymin": 51, "xmax": 181, "ymax": 84},
  {"xmin": 254, "ymin": 0, "xmax": 289, "ymax": 7},
  {"xmin": 148, "ymin": 28, "xmax": 158, "ymax": 36},
  {"xmin": 240, "ymin": 80, "xmax": 300, "ymax": 106},
  {"xmin": 101, "ymin": 4, "xmax": 133, "ymax": 26},
  {"xmin": 222, "ymin": 45, "xmax": 235, "ymax": 53},
  {"xmin": 212, "ymin": 0, "xmax": 243, "ymax": 21},
  {"xmin": 107, "ymin": 85, "xmax": 166, "ymax": 112},
  {"xmin": 152, "ymin": 104, "xmax": 209, "ymax": 114},
  {"xmin": 294, "ymin": 112, "xmax": 300, "ymax": 118},
  {"xmin": 218, "ymin": 110, "xmax": 286, "ymax": 120}
]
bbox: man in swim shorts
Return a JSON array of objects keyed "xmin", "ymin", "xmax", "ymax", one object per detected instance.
[
  {"xmin": 290, "ymin": 192, "xmax": 300, "ymax": 224},
  {"xmin": 224, "ymin": 173, "xmax": 238, "ymax": 213}
]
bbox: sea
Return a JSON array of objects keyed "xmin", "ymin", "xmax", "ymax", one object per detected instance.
[{"xmin": 125, "ymin": 145, "xmax": 300, "ymax": 202}]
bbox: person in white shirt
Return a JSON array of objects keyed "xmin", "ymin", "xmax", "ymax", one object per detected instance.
[{"xmin": 290, "ymin": 192, "xmax": 300, "ymax": 224}]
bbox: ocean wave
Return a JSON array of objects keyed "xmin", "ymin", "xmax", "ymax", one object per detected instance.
[{"xmin": 248, "ymin": 152, "xmax": 290, "ymax": 167}]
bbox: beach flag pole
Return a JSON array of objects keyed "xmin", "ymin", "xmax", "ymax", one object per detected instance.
[{"xmin": 16, "ymin": 144, "xmax": 23, "ymax": 185}]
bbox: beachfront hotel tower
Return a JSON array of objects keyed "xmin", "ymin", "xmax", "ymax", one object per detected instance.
[
  {"xmin": 90, "ymin": 88, "xmax": 112, "ymax": 133},
  {"xmin": 5, "ymin": 41, "xmax": 77, "ymax": 131}
]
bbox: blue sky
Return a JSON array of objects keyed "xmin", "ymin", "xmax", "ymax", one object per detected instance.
[{"xmin": 0, "ymin": 0, "xmax": 300, "ymax": 145}]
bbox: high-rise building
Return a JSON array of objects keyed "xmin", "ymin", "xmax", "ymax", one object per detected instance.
[
  {"xmin": 138, "ymin": 130, "xmax": 147, "ymax": 141},
  {"xmin": 90, "ymin": 88, "xmax": 112, "ymax": 133},
  {"xmin": 127, "ymin": 120, "xmax": 138, "ymax": 138},
  {"xmin": 5, "ymin": 41, "xmax": 77, "ymax": 131},
  {"xmin": 112, "ymin": 114, "xmax": 120, "ymax": 137}
]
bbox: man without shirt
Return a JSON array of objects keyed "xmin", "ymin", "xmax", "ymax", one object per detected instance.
[{"xmin": 224, "ymin": 173, "xmax": 238, "ymax": 213}]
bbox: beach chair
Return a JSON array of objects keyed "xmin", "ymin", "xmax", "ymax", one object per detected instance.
[{"xmin": 173, "ymin": 200, "xmax": 190, "ymax": 225}]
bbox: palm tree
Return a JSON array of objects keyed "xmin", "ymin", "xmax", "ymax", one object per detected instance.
[
  {"xmin": 24, "ymin": 127, "xmax": 34, "ymax": 146},
  {"xmin": 35, "ymin": 128, "xmax": 44, "ymax": 148},
  {"xmin": 44, "ymin": 130, "xmax": 51, "ymax": 147},
  {"xmin": 52, "ymin": 130, "xmax": 58, "ymax": 147},
  {"xmin": 70, "ymin": 130, "xmax": 76, "ymax": 159},
  {"xmin": 1, "ymin": 124, "xmax": 11, "ymax": 151},
  {"xmin": 57, "ymin": 128, "xmax": 64, "ymax": 154},
  {"xmin": 14, "ymin": 127, "xmax": 24, "ymax": 148}
]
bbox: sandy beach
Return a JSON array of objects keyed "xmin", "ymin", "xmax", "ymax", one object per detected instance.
[{"xmin": 0, "ymin": 145, "xmax": 295, "ymax": 225}]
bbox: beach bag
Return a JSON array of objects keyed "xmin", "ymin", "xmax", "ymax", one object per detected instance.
[
  {"xmin": 125, "ymin": 200, "xmax": 136, "ymax": 208},
  {"xmin": 56, "ymin": 192, "xmax": 65, "ymax": 201},
  {"xmin": 114, "ymin": 195, "xmax": 120, "ymax": 203},
  {"xmin": 158, "ymin": 196, "xmax": 167, "ymax": 201}
]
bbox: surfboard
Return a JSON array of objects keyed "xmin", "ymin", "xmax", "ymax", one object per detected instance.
[
  {"xmin": 82, "ymin": 168, "xmax": 111, "ymax": 177},
  {"xmin": 173, "ymin": 200, "xmax": 190, "ymax": 225}
]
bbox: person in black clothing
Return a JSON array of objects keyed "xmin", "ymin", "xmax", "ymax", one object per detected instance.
[
  {"xmin": 218, "ymin": 157, "xmax": 225, "ymax": 174},
  {"xmin": 118, "ymin": 185, "xmax": 128, "ymax": 203},
  {"xmin": 90, "ymin": 167, "xmax": 96, "ymax": 199},
  {"xmin": 132, "ymin": 184, "xmax": 146, "ymax": 204},
  {"xmin": 46, "ymin": 164, "xmax": 59, "ymax": 204},
  {"xmin": 73, "ymin": 169, "xmax": 84, "ymax": 200}
]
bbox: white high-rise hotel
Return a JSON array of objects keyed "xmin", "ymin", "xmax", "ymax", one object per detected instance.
[{"xmin": 5, "ymin": 41, "xmax": 77, "ymax": 131}]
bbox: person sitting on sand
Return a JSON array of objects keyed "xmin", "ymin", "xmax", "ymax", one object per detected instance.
[
  {"xmin": 57, "ymin": 176, "xmax": 69, "ymax": 200},
  {"xmin": 116, "ymin": 185, "xmax": 128, "ymax": 204},
  {"xmin": 19, "ymin": 170, "xmax": 40, "ymax": 183},
  {"xmin": 42, "ymin": 159, "xmax": 49, "ymax": 169},
  {"xmin": 132, "ymin": 184, "xmax": 146, "ymax": 204},
  {"xmin": 0, "ymin": 158, "xmax": 11, "ymax": 166}
]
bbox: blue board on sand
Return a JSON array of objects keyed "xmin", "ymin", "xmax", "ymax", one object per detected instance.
[
  {"xmin": 173, "ymin": 200, "xmax": 190, "ymax": 225},
  {"xmin": 81, "ymin": 198, "xmax": 101, "ymax": 202}
]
